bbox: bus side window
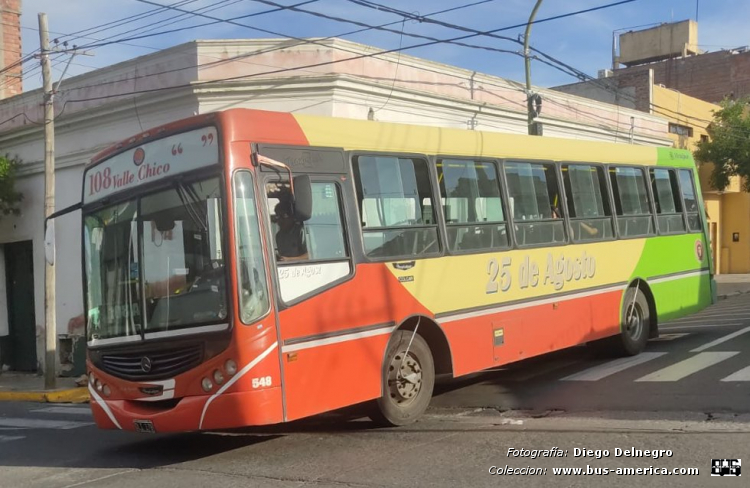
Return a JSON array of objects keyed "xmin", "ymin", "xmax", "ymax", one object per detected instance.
[
  {"xmin": 266, "ymin": 180, "xmax": 348, "ymax": 262},
  {"xmin": 678, "ymin": 169, "xmax": 702, "ymax": 232},
  {"xmin": 609, "ymin": 166, "xmax": 655, "ymax": 238},
  {"xmin": 504, "ymin": 161, "xmax": 565, "ymax": 246},
  {"xmin": 562, "ymin": 164, "xmax": 614, "ymax": 242},
  {"xmin": 437, "ymin": 158, "xmax": 508, "ymax": 252},
  {"xmin": 353, "ymin": 155, "xmax": 439, "ymax": 258},
  {"xmin": 650, "ymin": 168, "xmax": 686, "ymax": 234}
]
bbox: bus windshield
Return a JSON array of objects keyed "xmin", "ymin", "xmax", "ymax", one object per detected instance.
[{"xmin": 84, "ymin": 176, "xmax": 228, "ymax": 344}]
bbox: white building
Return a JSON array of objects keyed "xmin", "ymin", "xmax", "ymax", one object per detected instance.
[{"xmin": 0, "ymin": 36, "xmax": 673, "ymax": 375}]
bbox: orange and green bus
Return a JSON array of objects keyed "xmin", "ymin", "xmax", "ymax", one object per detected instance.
[{"xmin": 60, "ymin": 108, "xmax": 714, "ymax": 432}]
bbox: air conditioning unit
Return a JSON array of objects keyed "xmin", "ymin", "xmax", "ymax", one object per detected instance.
[{"xmin": 598, "ymin": 69, "xmax": 614, "ymax": 79}]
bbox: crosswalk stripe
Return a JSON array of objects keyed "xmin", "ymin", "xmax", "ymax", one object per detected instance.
[
  {"xmin": 509, "ymin": 358, "xmax": 581, "ymax": 382},
  {"xmin": 691, "ymin": 325, "xmax": 750, "ymax": 352},
  {"xmin": 0, "ymin": 418, "xmax": 92, "ymax": 430},
  {"xmin": 679, "ymin": 314, "xmax": 750, "ymax": 321},
  {"xmin": 0, "ymin": 435, "xmax": 25, "ymax": 443},
  {"xmin": 721, "ymin": 365, "xmax": 750, "ymax": 382},
  {"xmin": 561, "ymin": 352, "xmax": 667, "ymax": 381},
  {"xmin": 635, "ymin": 352, "xmax": 739, "ymax": 382},
  {"xmin": 649, "ymin": 333, "xmax": 690, "ymax": 341},
  {"xmin": 666, "ymin": 317, "xmax": 744, "ymax": 325},
  {"xmin": 661, "ymin": 324, "xmax": 740, "ymax": 330},
  {"xmin": 30, "ymin": 406, "xmax": 92, "ymax": 416}
]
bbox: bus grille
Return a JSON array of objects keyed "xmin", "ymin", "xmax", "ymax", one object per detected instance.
[{"xmin": 100, "ymin": 344, "xmax": 203, "ymax": 381}]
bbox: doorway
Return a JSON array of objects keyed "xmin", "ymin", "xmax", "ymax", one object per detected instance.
[{"xmin": 3, "ymin": 241, "xmax": 37, "ymax": 372}]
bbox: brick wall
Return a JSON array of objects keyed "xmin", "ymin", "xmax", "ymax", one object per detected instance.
[
  {"xmin": 615, "ymin": 49, "xmax": 750, "ymax": 104},
  {"xmin": 0, "ymin": 0, "xmax": 22, "ymax": 100},
  {"xmin": 551, "ymin": 70, "xmax": 652, "ymax": 113}
]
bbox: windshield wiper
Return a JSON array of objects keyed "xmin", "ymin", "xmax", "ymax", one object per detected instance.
[{"xmin": 174, "ymin": 181, "xmax": 207, "ymax": 231}]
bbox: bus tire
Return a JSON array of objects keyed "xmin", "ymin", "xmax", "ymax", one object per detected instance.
[
  {"xmin": 594, "ymin": 287, "xmax": 650, "ymax": 357},
  {"xmin": 370, "ymin": 330, "xmax": 435, "ymax": 426}
]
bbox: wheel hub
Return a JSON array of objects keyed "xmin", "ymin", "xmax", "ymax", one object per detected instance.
[
  {"xmin": 388, "ymin": 352, "xmax": 423, "ymax": 405},
  {"xmin": 626, "ymin": 303, "xmax": 643, "ymax": 340}
]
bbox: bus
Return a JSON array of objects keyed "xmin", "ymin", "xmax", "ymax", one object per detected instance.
[{"xmin": 57, "ymin": 108, "xmax": 714, "ymax": 432}]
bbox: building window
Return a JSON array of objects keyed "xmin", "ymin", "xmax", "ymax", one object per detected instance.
[
  {"xmin": 650, "ymin": 168, "xmax": 686, "ymax": 234},
  {"xmin": 609, "ymin": 166, "xmax": 655, "ymax": 238},
  {"xmin": 562, "ymin": 164, "xmax": 614, "ymax": 241},
  {"xmin": 669, "ymin": 123, "xmax": 694, "ymax": 138},
  {"xmin": 437, "ymin": 159, "xmax": 508, "ymax": 252},
  {"xmin": 504, "ymin": 161, "xmax": 565, "ymax": 246},
  {"xmin": 353, "ymin": 155, "xmax": 439, "ymax": 258}
]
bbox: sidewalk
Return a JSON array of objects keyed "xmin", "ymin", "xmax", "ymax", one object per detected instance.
[
  {"xmin": 0, "ymin": 372, "xmax": 89, "ymax": 403},
  {"xmin": 715, "ymin": 274, "xmax": 750, "ymax": 300}
]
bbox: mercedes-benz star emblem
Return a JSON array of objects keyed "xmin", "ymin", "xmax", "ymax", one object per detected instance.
[{"xmin": 141, "ymin": 356, "xmax": 153, "ymax": 373}]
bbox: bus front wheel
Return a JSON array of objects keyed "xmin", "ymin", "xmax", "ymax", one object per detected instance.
[{"xmin": 370, "ymin": 330, "xmax": 435, "ymax": 426}]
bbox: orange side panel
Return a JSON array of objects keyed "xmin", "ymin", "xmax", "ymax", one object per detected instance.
[
  {"xmin": 283, "ymin": 335, "xmax": 390, "ymax": 421},
  {"xmin": 443, "ymin": 290, "xmax": 623, "ymax": 377},
  {"xmin": 280, "ymin": 263, "xmax": 432, "ymax": 421},
  {"xmin": 279, "ymin": 264, "xmax": 432, "ymax": 342}
]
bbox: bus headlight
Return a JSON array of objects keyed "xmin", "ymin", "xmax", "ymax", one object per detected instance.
[
  {"xmin": 95, "ymin": 379, "xmax": 103, "ymax": 392},
  {"xmin": 213, "ymin": 370, "xmax": 224, "ymax": 385},
  {"xmin": 102, "ymin": 385, "xmax": 111, "ymax": 397},
  {"xmin": 201, "ymin": 377, "xmax": 213, "ymax": 392},
  {"xmin": 224, "ymin": 359, "xmax": 237, "ymax": 376}
]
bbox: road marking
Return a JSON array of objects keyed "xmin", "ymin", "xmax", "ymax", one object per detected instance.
[
  {"xmin": 681, "ymin": 313, "xmax": 750, "ymax": 321},
  {"xmin": 30, "ymin": 406, "xmax": 92, "ymax": 416},
  {"xmin": 635, "ymin": 352, "xmax": 739, "ymax": 382},
  {"xmin": 721, "ymin": 365, "xmax": 750, "ymax": 382},
  {"xmin": 0, "ymin": 435, "xmax": 25, "ymax": 443},
  {"xmin": 666, "ymin": 317, "xmax": 745, "ymax": 325},
  {"xmin": 0, "ymin": 418, "xmax": 93, "ymax": 430},
  {"xmin": 561, "ymin": 352, "xmax": 667, "ymax": 381},
  {"xmin": 690, "ymin": 325, "xmax": 750, "ymax": 352},
  {"xmin": 649, "ymin": 333, "xmax": 690, "ymax": 341},
  {"xmin": 509, "ymin": 358, "xmax": 581, "ymax": 382},
  {"xmin": 661, "ymin": 324, "xmax": 740, "ymax": 330}
]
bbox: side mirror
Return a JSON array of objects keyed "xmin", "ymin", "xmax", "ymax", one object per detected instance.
[
  {"xmin": 293, "ymin": 174, "xmax": 313, "ymax": 222},
  {"xmin": 155, "ymin": 215, "xmax": 176, "ymax": 232}
]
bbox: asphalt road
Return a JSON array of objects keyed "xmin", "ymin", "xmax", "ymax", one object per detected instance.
[{"xmin": 2, "ymin": 295, "xmax": 750, "ymax": 487}]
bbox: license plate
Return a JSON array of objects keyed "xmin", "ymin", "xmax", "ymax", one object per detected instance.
[{"xmin": 134, "ymin": 420, "xmax": 156, "ymax": 434}]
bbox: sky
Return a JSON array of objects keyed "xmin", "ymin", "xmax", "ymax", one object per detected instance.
[{"xmin": 16, "ymin": 0, "xmax": 750, "ymax": 92}]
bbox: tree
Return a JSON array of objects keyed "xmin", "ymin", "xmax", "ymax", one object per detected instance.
[
  {"xmin": 0, "ymin": 154, "xmax": 23, "ymax": 217},
  {"xmin": 694, "ymin": 96, "xmax": 750, "ymax": 191}
]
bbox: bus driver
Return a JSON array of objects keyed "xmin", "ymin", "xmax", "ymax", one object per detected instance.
[{"xmin": 274, "ymin": 199, "xmax": 309, "ymax": 261}]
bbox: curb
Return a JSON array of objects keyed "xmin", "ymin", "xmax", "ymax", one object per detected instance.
[
  {"xmin": 717, "ymin": 289, "xmax": 750, "ymax": 301},
  {"xmin": 0, "ymin": 388, "xmax": 89, "ymax": 404}
]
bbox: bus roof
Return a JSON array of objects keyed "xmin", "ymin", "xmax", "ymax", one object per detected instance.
[{"xmin": 88, "ymin": 108, "xmax": 694, "ymax": 170}]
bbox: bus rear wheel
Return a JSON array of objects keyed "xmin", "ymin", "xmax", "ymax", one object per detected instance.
[
  {"xmin": 593, "ymin": 287, "xmax": 650, "ymax": 357},
  {"xmin": 370, "ymin": 330, "xmax": 435, "ymax": 426}
]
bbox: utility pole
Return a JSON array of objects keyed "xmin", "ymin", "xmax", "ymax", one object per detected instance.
[
  {"xmin": 524, "ymin": 0, "xmax": 544, "ymax": 136},
  {"xmin": 38, "ymin": 12, "xmax": 56, "ymax": 390}
]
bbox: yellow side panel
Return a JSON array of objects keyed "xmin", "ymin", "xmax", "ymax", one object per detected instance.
[
  {"xmin": 294, "ymin": 115, "xmax": 658, "ymax": 166},
  {"xmin": 387, "ymin": 240, "xmax": 645, "ymax": 315}
]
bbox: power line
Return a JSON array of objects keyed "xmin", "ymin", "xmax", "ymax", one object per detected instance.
[
  {"xmin": 345, "ymin": 0, "xmax": 717, "ymax": 127},
  {"xmin": 37, "ymin": 1, "xmax": 735, "ymax": 139},
  {"xmin": 51, "ymin": 1, "xmax": 644, "ymax": 104},
  {"xmin": 54, "ymin": 0, "xmax": 497, "ymax": 94}
]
